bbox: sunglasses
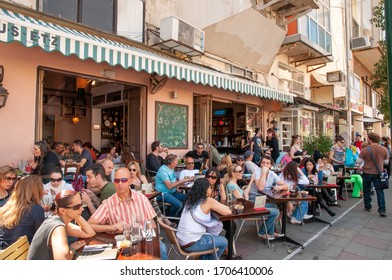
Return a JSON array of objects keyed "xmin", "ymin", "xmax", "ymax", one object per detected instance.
[
  {"xmin": 129, "ymin": 168, "xmax": 137, "ymax": 172},
  {"xmin": 206, "ymin": 175, "xmax": 217, "ymax": 180},
  {"xmin": 3, "ymin": 176, "xmax": 17, "ymax": 182},
  {"xmin": 64, "ymin": 203, "xmax": 83, "ymax": 210},
  {"xmin": 50, "ymin": 178, "xmax": 63, "ymax": 183},
  {"xmin": 114, "ymin": 178, "xmax": 129, "ymax": 184}
]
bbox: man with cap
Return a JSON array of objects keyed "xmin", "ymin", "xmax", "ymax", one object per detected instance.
[{"xmin": 243, "ymin": 150, "xmax": 260, "ymax": 174}]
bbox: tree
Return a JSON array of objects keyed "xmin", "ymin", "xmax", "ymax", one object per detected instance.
[{"xmin": 370, "ymin": 0, "xmax": 389, "ymax": 124}]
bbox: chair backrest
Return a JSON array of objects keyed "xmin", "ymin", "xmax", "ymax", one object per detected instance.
[
  {"xmin": 157, "ymin": 217, "xmax": 218, "ymax": 259},
  {"xmin": 146, "ymin": 169, "xmax": 156, "ymax": 183},
  {"xmin": 0, "ymin": 235, "xmax": 30, "ymax": 260}
]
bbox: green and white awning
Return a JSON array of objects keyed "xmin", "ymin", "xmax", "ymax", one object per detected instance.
[{"xmin": 0, "ymin": 7, "xmax": 294, "ymax": 103}]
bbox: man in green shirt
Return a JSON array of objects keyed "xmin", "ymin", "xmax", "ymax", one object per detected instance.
[{"xmin": 82, "ymin": 164, "xmax": 116, "ymax": 215}]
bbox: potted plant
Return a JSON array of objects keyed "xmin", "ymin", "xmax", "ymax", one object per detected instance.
[{"xmin": 303, "ymin": 134, "xmax": 333, "ymax": 157}]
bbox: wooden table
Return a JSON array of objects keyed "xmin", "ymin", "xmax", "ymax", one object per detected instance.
[
  {"xmin": 77, "ymin": 232, "xmax": 161, "ymax": 260},
  {"xmin": 304, "ymin": 184, "xmax": 339, "ymax": 224},
  {"xmin": 262, "ymin": 190, "xmax": 316, "ymax": 247},
  {"xmin": 213, "ymin": 198, "xmax": 270, "ymax": 260}
]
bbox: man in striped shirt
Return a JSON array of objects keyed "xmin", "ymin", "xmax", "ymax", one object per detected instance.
[{"xmin": 88, "ymin": 167, "xmax": 156, "ymax": 233}]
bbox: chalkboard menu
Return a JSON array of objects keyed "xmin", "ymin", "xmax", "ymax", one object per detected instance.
[{"xmin": 156, "ymin": 102, "xmax": 188, "ymax": 149}]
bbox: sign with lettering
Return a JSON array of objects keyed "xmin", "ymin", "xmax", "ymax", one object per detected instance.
[{"xmin": 155, "ymin": 102, "xmax": 188, "ymax": 149}]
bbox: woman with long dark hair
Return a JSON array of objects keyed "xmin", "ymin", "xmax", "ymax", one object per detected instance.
[
  {"xmin": 279, "ymin": 161, "xmax": 310, "ymax": 224},
  {"xmin": 266, "ymin": 128, "xmax": 280, "ymax": 163},
  {"xmin": 241, "ymin": 131, "xmax": 251, "ymax": 153},
  {"xmin": 177, "ymin": 178, "xmax": 231, "ymax": 260},
  {"xmin": 30, "ymin": 140, "xmax": 61, "ymax": 181},
  {"xmin": 289, "ymin": 135, "xmax": 307, "ymax": 163},
  {"xmin": 302, "ymin": 158, "xmax": 336, "ymax": 217},
  {"xmin": 28, "ymin": 190, "xmax": 95, "ymax": 260}
]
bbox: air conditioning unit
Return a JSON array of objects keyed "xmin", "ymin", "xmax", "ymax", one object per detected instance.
[
  {"xmin": 160, "ymin": 16, "xmax": 205, "ymax": 54},
  {"xmin": 351, "ymin": 36, "xmax": 371, "ymax": 51}
]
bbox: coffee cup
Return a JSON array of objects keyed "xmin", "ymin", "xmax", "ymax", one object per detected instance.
[{"xmin": 301, "ymin": 191, "xmax": 308, "ymax": 198}]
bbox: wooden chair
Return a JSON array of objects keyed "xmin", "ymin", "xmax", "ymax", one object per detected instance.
[
  {"xmin": 63, "ymin": 163, "xmax": 81, "ymax": 183},
  {"xmin": 157, "ymin": 217, "xmax": 219, "ymax": 260},
  {"xmin": 0, "ymin": 235, "xmax": 30, "ymax": 260}
]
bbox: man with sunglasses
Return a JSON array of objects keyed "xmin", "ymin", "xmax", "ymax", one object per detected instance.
[
  {"xmin": 88, "ymin": 167, "xmax": 156, "ymax": 233},
  {"xmin": 185, "ymin": 143, "xmax": 209, "ymax": 171},
  {"xmin": 178, "ymin": 157, "xmax": 199, "ymax": 187}
]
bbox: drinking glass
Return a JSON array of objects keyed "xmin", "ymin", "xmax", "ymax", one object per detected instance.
[
  {"xmin": 132, "ymin": 215, "xmax": 142, "ymax": 242},
  {"xmin": 143, "ymin": 219, "xmax": 153, "ymax": 242}
]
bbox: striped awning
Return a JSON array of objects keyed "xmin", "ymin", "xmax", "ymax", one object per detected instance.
[{"xmin": 0, "ymin": 7, "xmax": 294, "ymax": 103}]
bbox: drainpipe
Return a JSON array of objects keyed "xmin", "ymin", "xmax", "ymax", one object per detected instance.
[
  {"xmin": 385, "ymin": 0, "xmax": 392, "ymax": 137},
  {"xmin": 141, "ymin": 0, "xmax": 146, "ymax": 44},
  {"xmin": 344, "ymin": 0, "xmax": 352, "ymax": 142}
]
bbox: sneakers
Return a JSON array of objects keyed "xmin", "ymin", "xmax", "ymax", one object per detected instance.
[
  {"xmin": 379, "ymin": 211, "xmax": 387, "ymax": 217},
  {"xmin": 303, "ymin": 214, "xmax": 313, "ymax": 220},
  {"xmin": 287, "ymin": 211, "xmax": 293, "ymax": 219},
  {"xmin": 290, "ymin": 217, "xmax": 302, "ymax": 224},
  {"xmin": 257, "ymin": 233, "xmax": 275, "ymax": 240},
  {"xmin": 364, "ymin": 208, "xmax": 371, "ymax": 212}
]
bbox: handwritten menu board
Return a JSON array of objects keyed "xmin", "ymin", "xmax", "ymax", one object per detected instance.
[{"xmin": 155, "ymin": 102, "xmax": 188, "ymax": 149}]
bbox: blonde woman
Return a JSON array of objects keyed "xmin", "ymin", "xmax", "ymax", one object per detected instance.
[
  {"xmin": 217, "ymin": 155, "xmax": 233, "ymax": 178},
  {"xmin": 0, "ymin": 175, "xmax": 45, "ymax": 249},
  {"xmin": 0, "ymin": 165, "xmax": 17, "ymax": 207},
  {"xmin": 127, "ymin": 161, "xmax": 148, "ymax": 188},
  {"xmin": 222, "ymin": 164, "xmax": 244, "ymax": 199}
]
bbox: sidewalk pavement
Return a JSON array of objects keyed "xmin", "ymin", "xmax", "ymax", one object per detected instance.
[
  {"xmin": 238, "ymin": 185, "xmax": 392, "ymax": 260},
  {"xmin": 161, "ymin": 182, "xmax": 392, "ymax": 260}
]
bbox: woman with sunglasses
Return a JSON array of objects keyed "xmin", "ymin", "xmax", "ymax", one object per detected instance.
[
  {"xmin": 0, "ymin": 175, "xmax": 45, "ymax": 249},
  {"xmin": 329, "ymin": 135, "xmax": 346, "ymax": 200},
  {"xmin": 27, "ymin": 190, "xmax": 95, "ymax": 259},
  {"xmin": 0, "ymin": 165, "xmax": 17, "ymax": 208},
  {"xmin": 42, "ymin": 167, "xmax": 74, "ymax": 212},
  {"xmin": 127, "ymin": 161, "xmax": 148, "ymax": 189},
  {"xmin": 222, "ymin": 164, "xmax": 245, "ymax": 200}
]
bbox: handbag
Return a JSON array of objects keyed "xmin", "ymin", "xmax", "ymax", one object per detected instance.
[
  {"xmin": 367, "ymin": 147, "xmax": 389, "ymax": 190},
  {"xmin": 72, "ymin": 172, "xmax": 85, "ymax": 192}
]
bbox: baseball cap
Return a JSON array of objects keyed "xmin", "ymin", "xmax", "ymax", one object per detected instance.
[{"xmin": 244, "ymin": 151, "xmax": 255, "ymax": 158}]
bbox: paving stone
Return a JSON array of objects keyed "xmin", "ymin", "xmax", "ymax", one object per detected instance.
[
  {"xmin": 344, "ymin": 243, "xmax": 386, "ymax": 259},
  {"xmin": 351, "ymin": 234, "xmax": 390, "ymax": 250},
  {"xmin": 337, "ymin": 251, "xmax": 372, "ymax": 260}
]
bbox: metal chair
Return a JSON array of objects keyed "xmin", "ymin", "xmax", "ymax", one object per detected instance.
[
  {"xmin": 0, "ymin": 235, "xmax": 29, "ymax": 260},
  {"xmin": 157, "ymin": 217, "xmax": 219, "ymax": 260},
  {"xmin": 152, "ymin": 184, "xmax": 172, "ymax": 216},
  {"xmin": 146, "ymin": 169, "xmax": 157, "ymax": 183}
]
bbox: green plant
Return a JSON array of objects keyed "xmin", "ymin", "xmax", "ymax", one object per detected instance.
[{"xmin": 303, "ymin": 134, "xmax": 333, "ymax": 157}]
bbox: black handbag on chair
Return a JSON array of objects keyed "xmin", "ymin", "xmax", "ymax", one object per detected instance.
[{"xmin": 368, "ymin": 147, "xmax": 389, "ymax": 190}]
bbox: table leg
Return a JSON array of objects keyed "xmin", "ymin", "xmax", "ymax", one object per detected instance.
[
  {"xmin": 226, "ymin": 220, "xmax": 242, "ymax": 260},
  {"xmin": 281, "ymin": 201, "xmax": 304, "ymax": 247},
  {"xmin": 308, "ymin": 190, "xmax": 331, "ymax": 225}
]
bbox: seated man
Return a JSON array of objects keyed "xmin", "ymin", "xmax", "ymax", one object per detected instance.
[
  {"xmin": 243, "ymin": 150, "xmax": 259, "ymax": 174},
  {"xmin": 146, "ymin": 140, "xmax": 168, "ymax": 174},
  {"xmin": 178, "ymin": 156, "xmax": 199, "ymax": 187},
  {"xmin": 88, "ymin": 167, "xmax": 168, "ymax": 259},
  {"xmin": 185, "ymin": 143, "xmax": 209, "ymax": 171},
  {"xmin": 100, "ymin": 158, "xmax": 114, "ymax": 182},
  {"xmin": 155, "ymin": 154, "xmax": 192, "ymax": 217},
  {"xmin": 247, "ymin": 156, "xmax": 288, "ymax": 240}
]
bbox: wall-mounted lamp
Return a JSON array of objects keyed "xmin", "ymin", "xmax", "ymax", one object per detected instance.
[
  {"xmin": 72, "ymin": 116, "xmax": 80, "ymax": 124},
  {"xmin": 364, "ymin": 122, "xmax": 373, "ymax": 132},
  {"xmin": 171, "ymin": 91, "xmax": 178, "ymax": 99},
  {"xmin": 0, "ymin": 65, "xmax": 10, "ymax": 109},
  {"xmin": 267, "ymin": 111, "xmax": 277, "ymax": 128}
]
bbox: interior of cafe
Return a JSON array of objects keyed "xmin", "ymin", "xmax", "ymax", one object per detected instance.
[{"xmin": 41, "ymin": 69, "xmax": 143, "ymax": 158}]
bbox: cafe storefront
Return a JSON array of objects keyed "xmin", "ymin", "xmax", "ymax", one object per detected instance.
[{"xmin": 0, "ymin": 4, "xmax": 294, "ymax": 167}]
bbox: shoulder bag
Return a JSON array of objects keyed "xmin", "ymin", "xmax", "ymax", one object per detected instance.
[{"xmin": 367, "ymin": 147, "xmax": 389, "ymax": 189}]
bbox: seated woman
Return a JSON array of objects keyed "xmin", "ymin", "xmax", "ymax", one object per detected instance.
[
  {"xmin": 0, "ymin": 165, "xmax": 17, "ymax": 208},
  {"xmin": 217, "ymin": 155, "xmax": 232, "ymax": 178},
  {"xmin": 177, "ymin": 178, "xmax": 231, "ymax": 260},
  {"xmin": 302, "ymin": 158, "xmax": 336, "ymax": 217},
  {"xmin": 222, "ymin": 164, "xmax": 245, "ymax": 199},
  {"xmin": 279, "ymin": 161, "xmax": 310, "ymax": 224},
  {"xmin": 30, "ymin": 140, "xmax": 61, "ymax": 183},
  {"xmin": 27, "ymin": 190, "xmax": 95, "ymax": 260},
  {"xmin": 97, "ymin": 143, "xmax": 119, "ymax": 163},
  {"xmin": 42, "ymin": 167, "xmax": 74, "ymax": 212},
  {"xmin": 0, "ymin": 175, "xmax": 45, "ymax": 249}
]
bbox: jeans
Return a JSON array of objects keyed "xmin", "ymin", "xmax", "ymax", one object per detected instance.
[
  {"xmin": 157, "ymin": 192, "xmax": 187, "ymax": 217},
  {"xmin": 185, "ymin": 234, "xmax": 227, "ymax": 260},
  {"xmin": 363, "ymin": 173, "xmax": 386, "ymax": 213},
  {"xmin": 292, "ymin": 201, "xmax": 308, "ymax": 221},
  {"xmin": 159, "ymin": 240, "xmax": 168, "ymax": 260},
  {"xmin": 258, "ymin": 203, "xmax": 280, "ymax": 235}
]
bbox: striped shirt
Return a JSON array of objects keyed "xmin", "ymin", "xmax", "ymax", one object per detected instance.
[{"xmin": 91, "ymin": 191, "xmax": 156, "ymax": 225}]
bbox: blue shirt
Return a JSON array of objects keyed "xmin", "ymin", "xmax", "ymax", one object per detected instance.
[{"xmin": 155, "ymin": 165, "xmax": 176, "ymax": 194}]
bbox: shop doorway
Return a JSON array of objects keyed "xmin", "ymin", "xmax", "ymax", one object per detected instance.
[{"xmin": 38, "ymin": 69, "xmax": 145, "ymax": 159}]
